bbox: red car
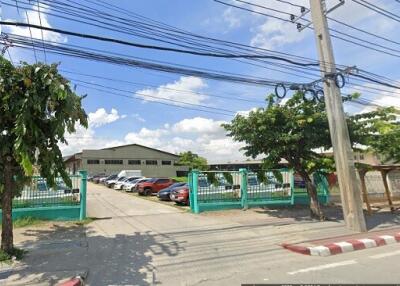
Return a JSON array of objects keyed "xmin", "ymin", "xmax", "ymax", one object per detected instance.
[
  {"xmin": 138, "ymin": 178, "xmax": 175, "ymax": 196},
  {"xmin": 170, "ymin": 185, "xmax": 190, "ymax": 205}
]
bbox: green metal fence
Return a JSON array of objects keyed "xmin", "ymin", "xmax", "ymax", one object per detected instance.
[
  {"xmin": 14, "ymin": 176, "xmax": 81, "ymax": 208},
  {"xmin": 0, "ymin": 171, "xmax": 87, "ymax": 221},
  {"xmin": 189, "ymin": 169, "xmax": 329, "ymax": 213}
]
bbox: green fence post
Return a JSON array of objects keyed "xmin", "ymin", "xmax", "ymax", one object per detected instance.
[
  {"xmin": 188, "ymin": 171, "xmax": 193, "ymax": 212},
  {"xmin": 239, "ymin": 168, "xmax": 248, "ymax": 209},
  {"xmin": 79, "ymin": 170, "xmax": 87, "ymax": 220},
  {"xmin": 290, "ymin": 169, "xmax": 295, "ymax": 205},
  {"xmin": 192, "ymin": 170, "xmax": 200, "ymax": 214}
]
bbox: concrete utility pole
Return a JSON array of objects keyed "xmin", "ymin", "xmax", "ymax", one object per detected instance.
[{"xmin": 309, "ymin": 0, "xmax": 367, "ymax": 232}]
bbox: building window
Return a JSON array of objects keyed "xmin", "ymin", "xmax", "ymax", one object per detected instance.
[
  {"xmin": 162, "ymin": 160, "xmax": 172, "ymax": 165},
  {"xmin": 87, "ymin": 159, "xmax": 100, "ymax": 164},
  {"xmin": 354, "ymin": 154, "xmax": 358, "ymax": 160},
  {"xmin": 360, "ymin": 154, "xmax": 364, "ymax": 160},
  {"xmin": 128, "ymin": 160, "xmax": 141, "ymax": 165},
  {"xmin": 146, "ymin": 160, "xmax": 158, "ymax": 165},
  {"xmin": 105, "ymin": 159, "xmax": 123, "ymax": 165}
]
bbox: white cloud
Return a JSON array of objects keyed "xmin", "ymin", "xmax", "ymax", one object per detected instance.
[
  {"xmin": 60, "ymin": 108, "xmax": 125, "ymax": 155},
  {"xmin": 132, "ymin": 113, "xmax": 146, "ymax": 122},
  {"xmin": 172, "ymin": 117, "xmax": 225, "ymax": 134},
  {"xmin": 136, "ymin": 76, "xmax": 208, "ymax": 106},
  {"xmin": 61, "ymin": 114, "xmax": 250, "ymax": 162},
  {"xmin": 122, "ymin": 117, "xmax": 248, "ymax": 162},
  {"xmin": 5, "ymin": 4, "xmax": 67, "ymax": 43},
  {"xmin": 88, "ymin": 108, "xmax": 122, "ymax": 128},
  {"xmin": 223, "ymin": 7, "xmax": 242, "ymax": 29},
  {"xmin": 250, "ymin": 19, "xmax": 307, "ymax": 50}
]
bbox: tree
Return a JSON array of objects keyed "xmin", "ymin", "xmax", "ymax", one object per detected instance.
[
  {"xmin": 348, "ymin": 107, "xmax": 400, "ymax": 163},
  {"xmin": 0, "ymin": 58, "xmax": 87, "ymax": 253},
  {"xmin": 223, "ymin": 92, "xmax": 399, "ymax": 220},
  {"xmin": 178, "ymin": 151, "xmax": 208, "ymax": 171}
]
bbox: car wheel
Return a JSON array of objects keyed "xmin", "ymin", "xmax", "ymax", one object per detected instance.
[{"xmin": 144, "ymin": 188, "xmax": 152, "ymax": 196}]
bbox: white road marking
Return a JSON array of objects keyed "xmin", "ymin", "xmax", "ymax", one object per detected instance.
[
  {"xmin": 370, "ymin": 250, "xmax": 400, "ymax": 259},
  {"xmin": 287, "ymin": 260, "xmax": 357, "ymax": 275}
]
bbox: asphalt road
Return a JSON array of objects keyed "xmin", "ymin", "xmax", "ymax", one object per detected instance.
[{"xmin": 86, "ymin": 183, "xmax": 400, "ymax": 286}]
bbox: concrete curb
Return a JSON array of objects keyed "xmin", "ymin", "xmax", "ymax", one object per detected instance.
[
  {"xmin": 56, "ymin": 275, "xmax": 84, "ymax": 286},
  {"xmin": 282, "ymin": 232, "xmax": 400, "ymax": 256}
]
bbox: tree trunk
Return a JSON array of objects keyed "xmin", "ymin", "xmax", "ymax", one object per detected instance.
[
  {"xmin": 1, "ymin": 158, "xmax": 14, "ymax": 253},
  {"xmin": 299, "ymin": 170, "xmax": 326, "ymax": 220}
]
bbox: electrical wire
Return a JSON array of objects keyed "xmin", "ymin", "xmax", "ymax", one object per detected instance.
[
  {"xmin": 25, "ymin": 10, "xmax": 38, "ymax": 63},
  {"xmin": 36, "ymin": 0, "xmax": 47, "ymax": 63},
  {"xmin": 351, "ymin": 0, "xmax": 400, "ymax": 23}
]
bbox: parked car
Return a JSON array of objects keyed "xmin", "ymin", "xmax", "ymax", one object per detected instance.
[
  {"xmin": 114, "ymin": 176, "xmax": 142, "ymax": 190},
  {"xmin": 106, "ymin": 176, "xmax": 126, "ymax": 188},
  {"xmin": 138, "ymin": 178, "xmax": 175, "ymax": 196},
  {"xmin": 92, "ymin": 174, "xmax": 106, "ymax": 184},
  {"xmin": 100, "ymin": 174, "xmax": 117, "ymax": 184},
  {"xmin": 18, "ymin": 179, "xmax": 79, "ymax": 204},
  {"xmin": 157, "ymin": 182, "xmax": 187, "ymax": 201},
  {"xmin": 170, "ymin": 185, "xmax": 190, "ymax": 205},
  {"xmin": 124, "ymin": 178, "xmax": 151, "ymax": 192}
]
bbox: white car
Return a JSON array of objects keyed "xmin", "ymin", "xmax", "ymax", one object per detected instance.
[
  {"xmin": 123, "ymin": 178, "xmax": 148, "ymax": 192},
  {"xmin": 114, "ymin": 176, "xmax": 142, "ymax": 190}
]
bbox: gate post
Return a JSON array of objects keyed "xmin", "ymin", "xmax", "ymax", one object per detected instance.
[
  {"xmin": 192, "ymin": 170, "xmax": 200, "ymax": 214},
  {"xmin": 79, "ymin": 170, "xmax": 87, "ymax": 220},
  {"xmin": 290, "ymin": 169, "xmax": 295, "ymax": 205},
  {"xmin": 239, "ymin": 168, "xmax": 248, "ymax": 209}
]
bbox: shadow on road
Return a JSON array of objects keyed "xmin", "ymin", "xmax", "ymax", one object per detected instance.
[
  {"xmin": 253, "ymin": 205, "xmax": 344, "ymax": 222},
  {"xmin": 4, "ymin": 223, "xmax": 184, "ymax": 285}
]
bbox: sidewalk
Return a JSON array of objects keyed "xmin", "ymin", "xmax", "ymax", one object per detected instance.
[{"xmin": 0, "ymin": 221, "xmax": 89, "ymax": 285}]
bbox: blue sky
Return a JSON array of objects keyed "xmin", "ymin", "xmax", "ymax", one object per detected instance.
[{"xmin": 2, "ymin": 0, "xmax": 400, "ymax": 163}]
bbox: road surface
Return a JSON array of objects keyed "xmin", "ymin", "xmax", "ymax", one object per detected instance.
[{"xmin": 85, "ymin": 183, "xmax": 400, "ymax": 285}]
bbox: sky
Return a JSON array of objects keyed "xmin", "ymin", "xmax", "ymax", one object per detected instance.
[{"xmin": 2, "ymin": 0, "xmax": 400, "ymax": 163}]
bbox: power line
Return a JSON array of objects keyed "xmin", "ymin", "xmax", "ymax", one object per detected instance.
[
  {"xmin": 75, "ymin": 82, "xmax": 235, "ymax": 117},
  {"xmin": 36, "ymin": 0, "xmax": 47, "ymax": 63},
  {"xmin": 6, "ymin": 33, "xmax": 300, "ymax": 87},
  {"xmin": 25, "ymin": 10, "xmax": 37, "ymax": 63},
  {"xmin": 0, "ymin": 20, "xmax": 321, "ymax": 67},
  {"xmin": 60, "ymin": 69, "xmax": 266, "ymax": 104},
  {"xmin": 351, "ymin": 0, "xmax": 400, "ymax": 23},
  {"xmin": 219, "ymin": 0, "xmax": 400, "ymax": 59}
]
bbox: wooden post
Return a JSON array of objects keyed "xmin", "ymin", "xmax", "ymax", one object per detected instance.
[
  {"xmin": 380, "ymin": 170, "xmax": 394, "ymax": 212},
  {"xmin": 358, "ymin": 169, "xmax": 372, "ymax": 215}
]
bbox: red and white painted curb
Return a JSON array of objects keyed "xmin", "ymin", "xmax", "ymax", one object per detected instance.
[
  {"xmin": 56, "ymin": 276, "xmax": 84, "ymax": 286},
  {"xmin": 283, "ymin": 232, "xmax": 400, "ymax": 256}
]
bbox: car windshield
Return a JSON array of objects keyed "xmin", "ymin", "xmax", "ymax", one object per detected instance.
[{"xmin": 117, "ymin": 177, "xmax": 126, "ymax": 181}]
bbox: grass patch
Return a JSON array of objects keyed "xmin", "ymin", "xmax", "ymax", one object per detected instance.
[
  {"xmin": 12, "ymin": 217, "xmax": 48, "ymax": 228},
  {"xmin": 0, "ymin": 247, "xmax": 26, "ymax": 263},
  {"xmin": 74, "ymin": 217, "xmax": 95, "ymax": 226}
]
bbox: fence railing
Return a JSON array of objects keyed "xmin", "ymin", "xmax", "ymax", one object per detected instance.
[
  {"xmin": 188, "ymin": 169, "xmax": 329, "ymax": 213},
  {"xmin": 1, "ymin": 170, "xmax": 87, "ymax": 221}
]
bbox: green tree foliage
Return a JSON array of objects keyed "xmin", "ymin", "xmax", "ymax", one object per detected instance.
[
  {"xmin": 178, "ymin": 151, "xmax": 208, "ymax": 171},
  {"xmin": 223, "ymin": 92, "xmax": 399, "ymax": 220},
  {"xmin": 0, "ymin": 58, "xmax": 87, "ymax": 253},
  {"xmin": 348, "ymin": 107, "xmax": 400, "ymax": 163}
]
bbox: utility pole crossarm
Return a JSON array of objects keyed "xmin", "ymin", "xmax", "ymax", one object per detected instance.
[{"xmin": 309, "ymin": 0, "xmax": 367, "ymax": 232}]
